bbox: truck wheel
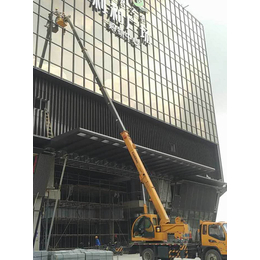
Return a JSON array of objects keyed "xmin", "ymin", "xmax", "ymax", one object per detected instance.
[
  {"xmin": 142, "ymin": 248, "xmax": 155, "ymax": 260},
  {"xmin": 204, "ymin": 249, "xmax": 221, "ymax": 260}
]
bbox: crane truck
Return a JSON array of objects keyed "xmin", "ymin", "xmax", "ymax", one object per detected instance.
[{"xmin": 51, "ymin": 10, "xmax": 227, "ymax": 260}]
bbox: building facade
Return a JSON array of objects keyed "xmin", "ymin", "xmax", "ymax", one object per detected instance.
[{"xmin": 33, "ymin": 0, "xmax": 226, "ymax": 251}]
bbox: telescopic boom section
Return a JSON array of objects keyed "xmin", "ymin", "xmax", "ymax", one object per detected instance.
[
  {"xmin": 121, "ymin": 131, "xmax": 170, "ymax": 224},
  {"xmin": 55, "ymin": 11, "xmax": 170, "ymax": 225},
  {"xmin": 58, "ymin": 14, "xmax": 126, "ymax": 133}
]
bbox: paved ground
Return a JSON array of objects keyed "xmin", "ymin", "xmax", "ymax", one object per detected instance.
[{"xmin": 113, "ymin": 253, "xmax": 201, "ymax": 260}]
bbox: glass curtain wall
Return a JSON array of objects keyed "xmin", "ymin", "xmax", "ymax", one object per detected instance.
[{"xmin": 33, "ymin": 0, "xmax": 218, "ymax": 143}]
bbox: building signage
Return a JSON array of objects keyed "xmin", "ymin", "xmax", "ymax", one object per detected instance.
[
  {"xmin": 90, "ymin": 0, "xmax": 150, "ymax": 47},
  {"xmin": 129, "ymin": 0, "xmax": 148, "ymax": 13}
]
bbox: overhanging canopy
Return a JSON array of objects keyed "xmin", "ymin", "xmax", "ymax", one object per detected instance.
[{"xmin": 37, "ymin": 128, "xmax": 218, "ymax": 181}]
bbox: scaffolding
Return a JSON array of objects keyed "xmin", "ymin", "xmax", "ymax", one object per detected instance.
[{"xmin": 40, "ymin": 166, "xmax": 131, "ymax": 250}]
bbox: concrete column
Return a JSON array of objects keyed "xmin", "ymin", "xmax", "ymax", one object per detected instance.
[
  {"xmin": 33, "ymin": 196, "xmax": 43, "ymax": 250},
  {"xmin": 33, "ymin": 154, "xmax": 55, "ymax": 197},
  {"xmin": 33, "ymin": 153, "xmax": 55, "ymax": 250}
]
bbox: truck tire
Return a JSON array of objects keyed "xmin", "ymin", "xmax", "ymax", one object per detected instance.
[
  {"xmin": 142, "ymin": 248, "xmax": 155, "ymax": 260},
  {"xmin": 204, "ymin": 249, "xmax": 221, "ymax": 260}
]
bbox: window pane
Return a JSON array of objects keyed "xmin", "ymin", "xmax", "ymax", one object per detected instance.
[
  {"xmin": 104, "ymin": 53, "xmax": 111, "ymax": 71},
  {"xmin": 137, "ymin": 71, "xmax": 142, "ymax": 88},
  {"xmin": 143, "ymin": 75, "xmax": 149, "ymax": 91},
  {"xmin": 51, "ymin": 44, "xmax": 61, "ymax": 66},
  {"xmin": 113, "ymin": 58, "xmax": 120, "ymax": 76},
  {"xmin": 95, "ymin": 48, "xmax": 102, "ymax": 67},
  {"xmin": 129, "ymin": 67, "xmax": 135, "ymax": 83},
  {"xmin": 64, "ymin": 32, "xmax": 73, "ymax": 51},
  {"xmin": 50, "ymin": 64, "xmax": 60, "ymax": 77},
  {"xmin": 95, "ymin": 22, "xmax": 102, "ymax": 41},
  {"xmin": 113, "ymin": 75, "xmax": 120, "ymax": 93},
  {"xmin": 137, "ymin": 87, "xmax": 143, "ymax": 103},
  {"xmin": 75, "ymin": 10, "xmax": 84, "ymax": 30},
  {"xmin": 105, "ymin": 71, "xmax": 112, "ymax": 90},
  {"xmin": 63, "ymin": 50, "xmax": 72, "ymax": 71},
  {"xmin": 122, "ymin": 79, "xmax": 128, "ymax": 97},
  {"xmin": 121, "ymin": 62, "xmax": 128, "ymax": 80},
  {"xmin": 130, "ymin": 83, "xmax": 136, "ymax": 99},
  {"xmin": 144, "ymin": 91, "xmax": 150, "ymax": 106}
]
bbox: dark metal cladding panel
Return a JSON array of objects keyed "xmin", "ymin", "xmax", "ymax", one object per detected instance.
[
  {"xmin": 33, "ymin": 69, "xmax": 221, "ymax": 179},
  {"xmin": 33, "ymin": 154, "xmax": 55, "ymax": 196},
  {"xmin": 33, "ymin": 108, "xmax": 38, "ymax": 135},
  {"xmin": 172, "ymin": 182, "xmax": 218, "ymax": 215},
  {"xmin": 40, "ymin": 109, "xmax": 45, "ymax": 137},
  {"xmin": 170, "ymin": 181, "xmax": 218, "ymax": 232}
]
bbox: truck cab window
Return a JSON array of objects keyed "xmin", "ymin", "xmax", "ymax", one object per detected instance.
[
  {"xmin": 152, "ymin": 218, "xmax": 158, "ymax": 226},
  {"xmin": 133, "ymin": 216, "xmax": 155, "ymax": 238},
  {"xmin": 209, "ymin": 224, "xmax": 225, "ymax": 241},
  {"xmin": 223, "ymin": 223, "xmax": 227, "ymax": 233}
]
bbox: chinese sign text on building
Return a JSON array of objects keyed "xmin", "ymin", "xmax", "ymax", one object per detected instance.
[{"xmin": 91, "ymin": 0, "xmax": 151, "ymax": 47}]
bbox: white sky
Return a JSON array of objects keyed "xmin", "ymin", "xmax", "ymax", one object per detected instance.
[{"xmin": 177, "ymin": 0, "xmax": 227, "ymax": 221}]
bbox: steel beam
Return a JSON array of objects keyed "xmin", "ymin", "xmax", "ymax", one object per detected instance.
[{"xmin": 45, "ymin": 155, "xmax": 68, "ymax": 250}]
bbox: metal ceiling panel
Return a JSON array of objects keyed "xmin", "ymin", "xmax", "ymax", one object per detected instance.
[{"xmin": 45, "ymin": 128, "xmax": 216, "ymax": 179}]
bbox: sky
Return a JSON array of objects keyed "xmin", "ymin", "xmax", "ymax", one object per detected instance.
[{"xmin": 177, "ymin": 0, "xmax": 227, "ymax": 222}]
